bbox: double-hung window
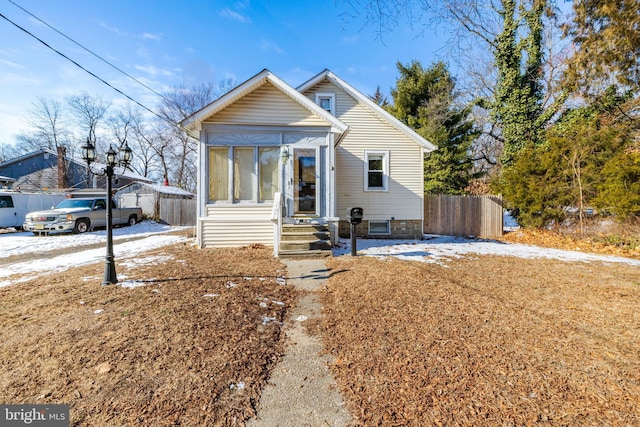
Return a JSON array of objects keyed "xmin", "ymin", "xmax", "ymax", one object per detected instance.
[
  {"xmin": 364, "ymin": 150, "xmax": 389, "ymax": 191},
  {"xmin": 208, "ymin": 146, "xmax": 279, "ymax": 203}
]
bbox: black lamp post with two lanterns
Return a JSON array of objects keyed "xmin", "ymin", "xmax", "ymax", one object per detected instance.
[{"xmin": 81, "ymin": 139, "xmax": 133, "ymax": 285}]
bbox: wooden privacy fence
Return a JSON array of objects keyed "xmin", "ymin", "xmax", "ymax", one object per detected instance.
[
  {"xmin": 424, "ymin": 195, "xmax": 503, "ymax": 238},
  {"xmin": 159, "ymin": 198, "xmax": 197, "ymax": 226}
]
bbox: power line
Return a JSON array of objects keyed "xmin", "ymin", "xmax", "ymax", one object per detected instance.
[
  {"xmin": 7, "ymin": 0, "xmax": 173, "ymax": 105},
  {"xmin": 0, "ymin": 11, "xmax": 175, "ymax": 127}
]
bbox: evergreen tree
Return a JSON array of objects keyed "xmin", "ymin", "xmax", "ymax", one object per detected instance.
[
  {"xmin": 387, "ymin": 60, "xmax": 478, "ymax": 194},
  {"xmin": 564, "ymin": 0, "xmax": 640, "ymax": 97},
  {"xmin": 503, "ymin": 89, "xmax": 640, "ymax": 228},
  {"xmin": 369, "ymin": 86, "xmax": 389, "ymax": 107}
]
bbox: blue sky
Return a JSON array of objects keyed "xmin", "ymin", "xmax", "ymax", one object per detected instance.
[{"xmin": 0, "ymin": 0, "xmax": 448, "ymax": 145}]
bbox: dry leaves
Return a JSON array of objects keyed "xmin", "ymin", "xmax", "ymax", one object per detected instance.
[
  {"xmin": 321, "ymin": 255, "xmax": 640, "ymax": 426},
  {"xmin": 0, "ymin": 243, "xmax": 296, "ymax": 426}
]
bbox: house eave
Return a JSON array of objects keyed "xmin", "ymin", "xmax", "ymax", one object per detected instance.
[
  {"xmin": 298, "ymin": 70, "xmax": 437, "ymax": 153},
  {"xmin": 180, "ymin": 69, "xmax": 349, "ymax": 137}
]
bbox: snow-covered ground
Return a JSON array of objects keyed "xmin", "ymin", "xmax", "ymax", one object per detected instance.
[
  {"xmin": 1, "ymin": 217, "xmax": 638, "ymax": 288},
  {"xmin": 333, "ymin": 235, "xmax": 640, "ymax": 266},
  {"xmin": 0, "ymin": 221, "xmax": 191, "ymax": 287}
]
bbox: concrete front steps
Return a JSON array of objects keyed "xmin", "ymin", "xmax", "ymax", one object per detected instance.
[{"xmin": 279, "ymin": 223, "xmax": 332, "ymax": 258}]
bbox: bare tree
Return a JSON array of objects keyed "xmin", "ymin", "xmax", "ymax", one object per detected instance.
[
  {"xmin": 347, "ymin": 0, "xmax": 571, "ymax": 170},
  {"xmin": 14, "ymin": 97, "xmax": 71, "ymax": 155},
  {"xmin": 155, "ymin": 82, "xmax": 229, "ymax": 190},
  {"xmin": 126, "ymin": 112, "xmax": 162, "ymax": 181},
  {"xmin": 66, "ymin": 92, "xmax": 110, "ymax": 154},
  {"xmin": 0, "ymin": 142, "xmax": 22, "ymax": 163}
]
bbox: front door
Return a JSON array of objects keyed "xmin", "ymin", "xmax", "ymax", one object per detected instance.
[{"xmin": 292, "ymin": 147, "xmax": 317, "ymax": 215}]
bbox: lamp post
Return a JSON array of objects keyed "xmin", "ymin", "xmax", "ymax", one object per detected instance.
[{"xmin": 81, "ymin": 139, "xmax": 133, "ymax": 285}]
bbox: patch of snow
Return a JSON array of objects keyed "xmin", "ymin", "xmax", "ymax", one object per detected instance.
[
  {"xmin": 0, "ymin": 221, "xmax": 191, "ymax": 287},
  {"xmin": 262, "ymin": 316, "xmax": 277, "ymax": 325},
  {"xmin": 203, "ymin": 294, "xmax": 219, "ymax": 298},
  {"xmin": 295, "ymin": 315, "xmax": 308, "ymax": 322},
  {"xmin": 119, "ymin": 280, "xmax": 146, "ymax": 289},
  {"xmin": 333, "ymin": 235, "xmax": 640, "ymax": 266},
  {"xmin": 503, "ymin": 211, "xmax": 520, "ymax": 231},
  {"xmin": 230, "ymin": 382, "xmax": 245, "ymax": 391},
  {"xmin": 0, "ymin": 221, "xmax": 187, "ymax": 259},
  {"xmin": 119, "ymin": 254, "xmax": 174, "ymax": 268}
]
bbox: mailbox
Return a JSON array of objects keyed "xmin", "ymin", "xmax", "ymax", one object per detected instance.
[{"xmin": 348, "ymin": 207, "xmax": 363, "ymax": 224}]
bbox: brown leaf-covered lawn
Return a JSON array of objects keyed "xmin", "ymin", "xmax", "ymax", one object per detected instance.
[
  {"xmin": 321, "ymin": 254, "xmax": 640, "ymax": 426},
  {"xmin": 1, "ymin": 235, "xmax": 639, "ymax": 426},
  {"xmin": 0, "ymin": 243, "xmax": 296, "ymax": 426}
]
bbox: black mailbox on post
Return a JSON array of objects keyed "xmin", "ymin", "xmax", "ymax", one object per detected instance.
[
  {"xmin": 348, "ymin": 207, "xmax": 363, "ymax": 224},
  {"xmin": 347, "ymin": 207, "xmax": 363, "ymax": 256}
]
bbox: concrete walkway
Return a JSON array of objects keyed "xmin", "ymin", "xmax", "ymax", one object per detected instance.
[{"xmin": 248, "ymin": 258, "xmax": 353, "ymax": 427}]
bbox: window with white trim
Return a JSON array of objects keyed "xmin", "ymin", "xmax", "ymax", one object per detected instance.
[
  {"xmin": 315, "ymin": 93, "xmax": 335, "ymax": 115},
  {"xmin": 369, "ymin": 221, "xmax": 390, "ymax": 235},
  {"xmin": 364, "ymin": 150, "xmax": 389, "ymax": 191},
  {"xmin": 208, "ymin": 146, "xmax": 279, "ymax": 203}
]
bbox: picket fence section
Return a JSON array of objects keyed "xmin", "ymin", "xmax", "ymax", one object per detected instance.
[
  {"xmin": 159, "ymin": 198, "xmax": 197, "ymax": 226},
  {"xmin": 424, "ymin": 195, "xmax": 503, "ymax": 238}
]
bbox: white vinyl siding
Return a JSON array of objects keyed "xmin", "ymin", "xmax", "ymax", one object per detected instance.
[
  {"xmin": 210, "ymin": 82, "xmax": 329, "ymax": 127},
  {"xmin": 304, "ymin": 80, "xmax": 424, "ymax": 221},
  {"xmin": 199, "ymin": 204, "xmax": 273, "ymax": 248}
]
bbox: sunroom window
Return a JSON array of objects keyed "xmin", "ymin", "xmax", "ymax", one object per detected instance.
[
  {"xmin": 259, "ymin": 147, "xmax": 279, "ymax": 201},
  {"xmin": 209, "ymin": 148, "xmax": 229, "ymax": 201},
  {"xmin": 208, "ymin": 146, "xmax": 279, "ymax": 203},
  {"xmin": 233, "ymin": 148, "xmax": 254, "ymax": 201}
]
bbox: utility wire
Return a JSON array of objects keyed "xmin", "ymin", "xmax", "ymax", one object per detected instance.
[
  {"xmin": 0, "ymin": 12, "xmax": 175, "ymax": 127},
  {"xmin": 7, "ymin": 0, "xmax": 172, "ymax": 105}
]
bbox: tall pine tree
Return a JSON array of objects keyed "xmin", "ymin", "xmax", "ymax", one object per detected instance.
[{"xmin": 387, "ymin": 60, "xmax": 478, "ymax": 194}]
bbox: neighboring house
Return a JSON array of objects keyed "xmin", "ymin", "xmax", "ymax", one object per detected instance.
[
  {"xmin": 0, "ymin": 148, "xmax": 152, "ymax": 191},
  {"xmin": 181, "ymin": 69, "xmax": 436, "ymax": 254},
  {"xmin": 0, "ymin": 175, "xmax": 16, "ymax": 188},
  {"xmin": 116, "ymin": 182, "xmax": 196, "ymax": 225}
]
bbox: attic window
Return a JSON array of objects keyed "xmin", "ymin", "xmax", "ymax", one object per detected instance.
[{"xmin": 315, "ymin": 93, "xmax": 335, "ymax": 115}]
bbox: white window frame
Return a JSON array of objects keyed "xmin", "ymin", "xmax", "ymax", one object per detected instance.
[
  {"xmin": 315, "ymin": 93, "xmax": 335, "ymax": 115},
  {"xmin": 208, "ymin": 145, "xmax": 279, "ymax": 204},
  {"xmin": 368, "ymin": 221, "xmax": 390, "ymax": 235},
  {"xmin": 364, "ymin": 150, "xmax": 389, "ymax": 192}
]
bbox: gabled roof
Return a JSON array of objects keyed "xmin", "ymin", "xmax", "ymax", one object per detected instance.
[
  {"xmin": 0, "ymin": 149, "xmax": 86, "ymax": 168},
  {"xmin": 297, "ymin": 69, "xmax": 437, "ymax": 152},
  {"xmin": 180, "ymin": 69, "xmax": 349, "ymax": 135},
  {"xmin": 0, "ymin": 148, "xmax": 153, "ymax": 183},
  {"xmin": 118, "ymin": 182, "xmax": 195, "ymax": 197}
]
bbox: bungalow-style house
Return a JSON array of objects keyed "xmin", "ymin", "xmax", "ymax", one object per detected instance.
[
  {"xmin": 0, "ymin": 147, "xmax": 152, "ymax": 191},
  {"xmin": 181, "ymin": 69, "xmax": 436, "ymax": 256}
]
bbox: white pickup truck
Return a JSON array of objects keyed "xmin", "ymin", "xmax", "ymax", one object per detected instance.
[{"xmin": 23, "ymin": 197, "xmax": 143, "ymax": 235}]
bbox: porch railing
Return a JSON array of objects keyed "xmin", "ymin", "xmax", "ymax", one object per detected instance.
[{"xmin": 271, "ymin": 192, "xmax": 283, "ymax": 257}]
